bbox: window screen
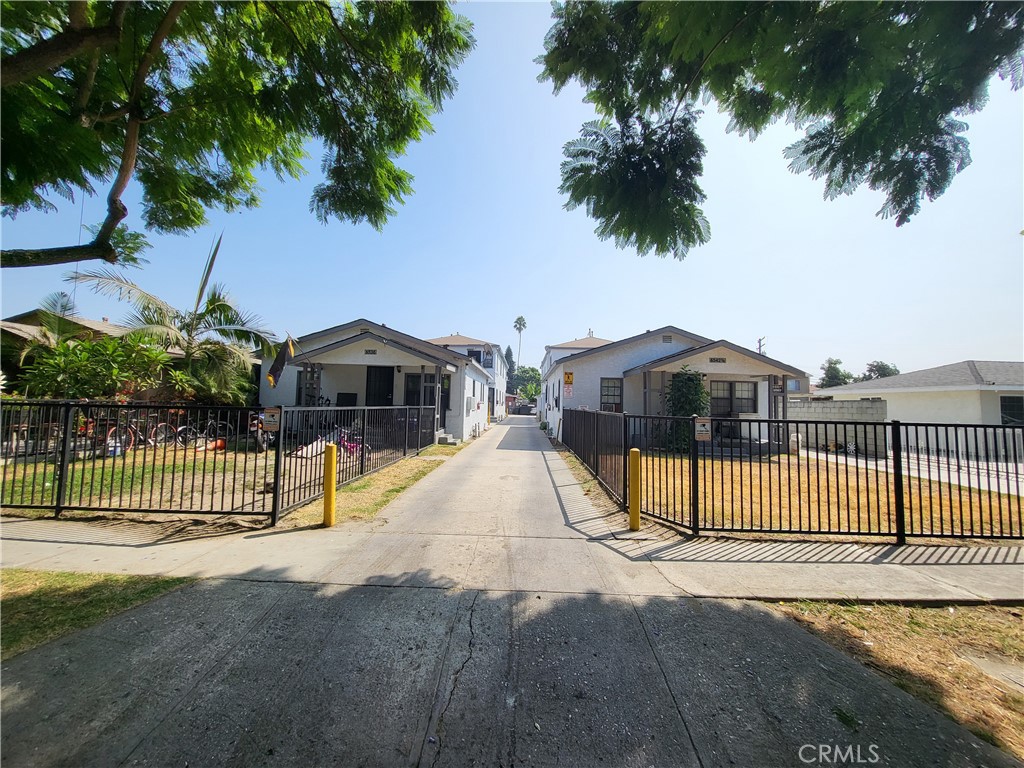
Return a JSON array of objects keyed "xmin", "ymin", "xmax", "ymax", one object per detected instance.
[
  {"xmin": 600, "ymin": 378, "xmax": 623, "ymax": 413},
  {"xmin": 1001, "ymin": 396, "xmax": 1024, "ymax": 426}
]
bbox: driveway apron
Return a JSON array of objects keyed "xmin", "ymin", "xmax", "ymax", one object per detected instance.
[{"xmin": 1, "ymin": 417, "xmax": 1019, "ymax": 767}]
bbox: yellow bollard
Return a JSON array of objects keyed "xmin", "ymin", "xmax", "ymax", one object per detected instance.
[
  {"xmin": 628, "ymin": 447, "xmax": 641, "ymax": 531},
  {"xmin": 323, "ymin": 442, "xmax": 337, "ymax": 527}
]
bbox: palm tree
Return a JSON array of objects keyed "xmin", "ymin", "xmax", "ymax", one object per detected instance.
[
  {"xmin": 16, "ymin": 291, "xmax": 81, "ymax": 365},
  {"xmin": 68, "ymin": 235, "xmax": 278, "ymax": 404},
  {"xmin": 513, "ymin": 315, "xmax": 526, "ymax": 369}
]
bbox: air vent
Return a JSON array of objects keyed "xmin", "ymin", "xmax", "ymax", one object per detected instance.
[{"xmin": 662, "ymin": 335, "xmax": 672, "ymax": 343}]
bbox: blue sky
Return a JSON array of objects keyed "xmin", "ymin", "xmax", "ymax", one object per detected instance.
[{"xmin": 2, "ymin": 2, "xmax": 1022, "ymax": 382}]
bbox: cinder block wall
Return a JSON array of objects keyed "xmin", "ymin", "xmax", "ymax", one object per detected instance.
[{"xmin": 787, "ymin": 399, "xmax": 888, "ymax": 457}]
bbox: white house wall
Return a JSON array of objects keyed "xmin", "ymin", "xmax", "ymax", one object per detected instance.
[
  {"xmin": 831, "ymin": 390, "xmax": 984, "ymax": 423},
  {"xmin": 446, "ymin": 366, "xmax": 490, "ymax": 440},
  {"xmin": 435, "ymin": 343, "xmax": 508, "ymax": 420},
  {"xmin": 260, "ymin": 364, "xmax": 299, "ymax": 407}
]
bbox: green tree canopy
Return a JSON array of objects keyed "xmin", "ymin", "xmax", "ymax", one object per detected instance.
[
  {"xmin": 2, "ymin": 1, "xmax": 474, "ymax": 268},
  {"xmin": 858, "ymin": 360, "xmax": 901, "ymax": 381},
  {"xmin": 818, "ymin": 358, "xmax": 854, "ymax": 389},
  {"xmin": 504, "ymin": 345, "xmax": 515, "ymax": 377},
  {"xmin": 539, "ymin": 2, "xmax": 1024, "ymax": 259},
  {"xmin": 665, "ymin": 367, "xmax": 710, "ymax": 419},
  {"xmin": 510, "ymin": 365, "xmax": 540, "ymax": 397}
]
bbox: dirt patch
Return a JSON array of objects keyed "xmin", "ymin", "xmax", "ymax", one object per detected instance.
[{"xmin": 776, "ymin": 601, "xmax": 1024, "ymax": 759}]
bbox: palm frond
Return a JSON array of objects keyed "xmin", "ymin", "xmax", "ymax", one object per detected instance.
[
  {"xmin": 193, "ymin": 233, "xmax": 223, "ymax": 317},
  {"xmin": 37, "ymin": 291, "xmax": 79, "ymax": 341},
  {"xmin": 66, "ymin": 269, "xmax": 177, "ymax": 316}
]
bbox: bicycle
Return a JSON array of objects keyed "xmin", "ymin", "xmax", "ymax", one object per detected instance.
[
  {"xmin": 174, "ymin": 416, "xmax": 236, "ymax": 447},
  {"xmin": 94, "ymin": 408, "xmax": 182, "ymax": 454}
]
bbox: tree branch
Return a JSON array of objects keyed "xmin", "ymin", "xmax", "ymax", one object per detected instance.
[
  {"xmin": 67, "ymin": 1, "xmax": 89, "ymax": 31},
  {"xmin": 2, "ymin": 243, "xmax": 117, "ymax": 269},
  {"xmin": 1, "ymin": 25, "xmax": 122, "ymax": 88},
  {"xmin": 94, "ymin": 0, "xmax": 187, "ymax": 244}
]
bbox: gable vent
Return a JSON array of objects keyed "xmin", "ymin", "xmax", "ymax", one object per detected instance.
[{"xmin": 662, "ymin": 335, "xmax": 673, "ymax": 343}]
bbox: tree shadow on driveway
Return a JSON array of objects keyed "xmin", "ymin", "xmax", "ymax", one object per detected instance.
[{"xmin": 1, "ymin": 568, "xmax": 1015, "ymax": 768}]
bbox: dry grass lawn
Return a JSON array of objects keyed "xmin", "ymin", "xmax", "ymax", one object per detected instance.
[
  {"xmin": 777, "ymin": 602, "xmax": 1024, "ymax": 760},
  {"xmin": 639, "ymin": 453, "xmax": 1021, "ymax": 538},
  {"xmin": 280, "ymin": 455, "xmax": 447, "ymax": 528}
]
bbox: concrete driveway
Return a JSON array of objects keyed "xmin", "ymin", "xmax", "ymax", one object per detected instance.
[{"xmin": 1, "ymin": 416, "xmax": 1021, "ymax": 767}]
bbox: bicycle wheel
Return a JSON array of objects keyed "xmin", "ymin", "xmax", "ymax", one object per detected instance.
[
  {"xmin": 176, "ymin": 426, "xmax": 200, "ymax": 447},
  {"xmin": 151, "ymin": 423, "xmax": 177, "ymax": 446},
  {"xmin": 211, "ymin": 421, "xmax": 235, "ymax": 440},
  {"xmin": 105, "ymin": 425, "xmax": 135, "ymax": 454}
]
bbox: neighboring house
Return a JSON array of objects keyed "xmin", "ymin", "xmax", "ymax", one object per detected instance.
[
  {"xmin": 537, "ymin": 326, "xmax": 810, "ymax": 437},
  {"xmin": 1, "ymin": 312, "xmax": 134, "ymax": 384},
  {"xmin": 824, "ymin": 361, "xmax": 1024, "ymax": 426},
  {"xmin": 258, "ymin": 319, "xmax": 492, "ymax": 441},
  {"xmin": 426, "ymin": 334, "xmax": 509, "ymax": 421}
]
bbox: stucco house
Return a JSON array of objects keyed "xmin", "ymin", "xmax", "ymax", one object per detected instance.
[
  {"xmin": 258, "ymin": 319, "xmax": 493, "ymax": 441},
  {"xmin": 823, "ymin": 361, "xmax": 1024, "ymax": 426},
  {"xmin": 426, "ymin": 334, "xmax": 509, "ymax": 421},
  {"xmin": 537, "ymin": 326, "xmax": 810, "ymax": 438}
]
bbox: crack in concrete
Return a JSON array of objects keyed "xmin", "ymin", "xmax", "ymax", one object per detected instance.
[
  {"xmin": 629, "ymin": 595, "xmax": 706, "ymax": 768},
  {"xmin": 430, "ymin": 590, "xmax": 479, "ymax": 768}
]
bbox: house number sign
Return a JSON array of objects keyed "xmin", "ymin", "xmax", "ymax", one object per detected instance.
[
  {"xmin": 364, "ymin": 349, "xmax": 377, "ymax": 355},
  {"xmin": 709, "ymin": 357, "xmax": 726, "ymax": 363}
]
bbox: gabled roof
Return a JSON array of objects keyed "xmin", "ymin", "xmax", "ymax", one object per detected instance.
[
  {"xmin": 2, "ymin": 311, "xmax": 130, "ymax": 338},
  {"xmin": 826, "ymin": 361, "xmax": 1024, "ymax": 393},
  {"xmin": 293, "ymin": 318, "xmax": 466, "ymax": 365},
  {"xmin": 0, "ymin": 320, "xmax": 47, "ymax": 342},
  {"xmin": 546, "ymin": 335, "xmax": 615, "ymax": 351},
  {"xmin": 298, "ymin": 332, "xmax": 458, "ymax": 369},
  {"xmin": 427, "ymin": 334, "xmax": 493, "ymax": 347},
  {"xmin": 622, "ymin": 340, "xmax": 807, "ymax": 378},
  {"xmin": 546, "ymin": 326, "xmax": 714, "ymax": 371}
]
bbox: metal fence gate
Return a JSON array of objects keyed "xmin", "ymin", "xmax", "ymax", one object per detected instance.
[
  {"xmin": 1, "ymin": 400, "xmax": 437, "ymax": 524},
  {"xmin": 561, "ymin": 409, "xmax": 1023, "ymax": 542}
]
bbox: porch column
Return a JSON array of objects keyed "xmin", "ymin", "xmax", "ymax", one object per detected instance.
[{"xmin": 434, "ymin": 365, "xmax": 442, "ymax": 433}]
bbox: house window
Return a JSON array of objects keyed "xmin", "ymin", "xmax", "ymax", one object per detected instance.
[
  {"xmin": 405, "ymin": 374, "xmax": 422, "ymax": 406},
  {"xmin": 710, "ymin": 381, "xmax": 758, "ymax": 416},
  {"xmin": 1001, "ymin": 396, "xmax": 1024, "ymax": 426},
  {"xmin": 472, "ymin": 380, "xmax": 477, "ymax": 397},
  {"xmin": 600, "ymin": 378, "xmax": 623, "ymax": 413},
  {"xmin": 734, "ymin": 382, "xmax": 756, "ymax": 413}
]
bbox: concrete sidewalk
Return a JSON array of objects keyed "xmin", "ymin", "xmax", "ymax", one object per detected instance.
[
  {"xmin": 2, "ymin": 421, "xmax": 1021, "ymax": 603},
  {"xmin": 1, "ymin": 417, "xmax": 1023, "ymax": 767}
]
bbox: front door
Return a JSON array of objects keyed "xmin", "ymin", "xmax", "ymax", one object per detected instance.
[{"xmin": 366, "ymin": 366, "xmax": 394, "ymax": 406}]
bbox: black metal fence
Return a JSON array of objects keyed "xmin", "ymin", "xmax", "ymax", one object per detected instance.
[
  {"xmin": 276, "ymin": 405, "xmax": 436, "ymax": 513},
  {"xmin": 561, "ymin": 409, "xmax": 626, "ymax": 504},
  {"xmin": 1, "ymin": 400, "xmax": 436, "ymax": 523},
  {"xmin": 561, "ymin": 409, "xmax": 1023, "ymax": 542}
]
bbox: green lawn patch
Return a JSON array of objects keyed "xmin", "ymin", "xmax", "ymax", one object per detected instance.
[{"xmin": 1, "ymin": 569, "xmax": 193, "ymax": 660}]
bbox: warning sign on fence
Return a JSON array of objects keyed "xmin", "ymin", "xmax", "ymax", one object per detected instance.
[
  {"xmin": 262, "ymin": 407, "xmax": 281, "ymax": 432},
  {"xmin": 695, "ymin": 417, "xmax": 712, "ymax": 442}
]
